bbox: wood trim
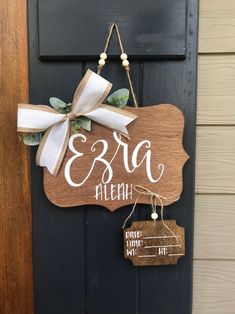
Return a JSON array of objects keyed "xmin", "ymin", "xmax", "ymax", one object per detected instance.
[{"xmin": 0, "ymin": 0, "xmax": 33, "ymax": 313}]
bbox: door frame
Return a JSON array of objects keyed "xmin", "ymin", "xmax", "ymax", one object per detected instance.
[{"xmin": 0, "ymin": 0, "xmax": 33, "ymax": 313}]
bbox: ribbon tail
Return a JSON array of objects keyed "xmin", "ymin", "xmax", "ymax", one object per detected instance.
[
  {"xmin": 17, "ymin": 104, "xmax": 66, "ymax": 132},
  {"xmin": 84, "ymin": 104, "xmax": 137, "ymax": 139},
  {"xmin": 36, "ymin": 119, "xmax": 70, "ymax": 176}
]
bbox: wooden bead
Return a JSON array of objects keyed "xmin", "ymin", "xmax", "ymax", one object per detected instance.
[
  {"xmin": 98, "ymin": 59, "xmax": 105, "ymax": 66},
  {"xmin": 120, "ymin": 53, "xmax": 128, "ymax": 60},
  {"xmin": 151, "ymin": 212, "xmax": 158, "ymax": 220},
  {"xmin": 122, "ymin": 59, "xmax": 129, "ymax": 67},
  {"xmin": 100, "ymin": 52, "xmax": 107, "ymax": 60}
]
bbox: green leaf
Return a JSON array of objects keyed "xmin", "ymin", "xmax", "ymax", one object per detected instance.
[
  {"xmin": 49, "ymin": 97, "xmax": 67, "ymax": 110},
  {"xmin": 106, "ymin": 88, "xmax": 129, "ymax": 108},
  {"xmin": 22, "ymin": 133, "xmax": 43, "ymax": 146},
  {"xmin": 76, "ymin": 116, "xmax": 91, "ymax": 131},
  {"xmin": 71, "ymin": 120, "xmax": 81, "ymax": 134},
  {"xmin": 56, "ymin": 106, "xmax": 71, "ymax": 114}
]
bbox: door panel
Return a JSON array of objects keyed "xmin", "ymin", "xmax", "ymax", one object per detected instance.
[
  {"xmin": 28, "ymin": 0, "xmax": 198, "ymax": 313},
  {"xmin": 38, "ymin": 0, "xmax": 187, "ymax": 59}
]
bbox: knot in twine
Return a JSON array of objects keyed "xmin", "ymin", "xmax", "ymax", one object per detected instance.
[
  {"xmin": 122, "ymin": 185, "xmax": 180, "ymax": 239},
  {"xmin": 66, "ymin": 111, "xmax": 78, "ymax": 121}
]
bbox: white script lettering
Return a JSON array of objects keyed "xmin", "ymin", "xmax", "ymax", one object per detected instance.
[{"xmin": 64, "ymin": 132, "xmax": 164, "ymax": 187}]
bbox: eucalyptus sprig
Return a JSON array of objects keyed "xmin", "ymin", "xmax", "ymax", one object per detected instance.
[
  {"xmin": 20, "ymin": 88, "xmax": 130, "ymax": 145},
  {"xmin": 106, "ymin": 88, "xmax": 129, "ymax": 108},
  {"xmin": 49, "ymin": 97, "xmax": 92, "ymax": 134}
]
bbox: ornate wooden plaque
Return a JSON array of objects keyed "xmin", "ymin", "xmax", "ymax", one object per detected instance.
[
  {"xmin": 123, "ymin": 220, "xmax": 185, "ymax": 266},
  {"xmin": 44, "ymin": 104, "xmax": 189, "ymax": 211}
]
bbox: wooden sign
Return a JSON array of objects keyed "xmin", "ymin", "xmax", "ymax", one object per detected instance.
[
  {"xmin": 44, "ymin": 104, "xmax": 189, "ymax": 211},
  {"xmin": 123, "ymin": 220, "xmax": 185, "ymax": 266}
]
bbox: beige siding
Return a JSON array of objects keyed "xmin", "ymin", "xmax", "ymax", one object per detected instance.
[
  {"xmin": 194, "ymin": 0, "xmax": 235, "ymax": 312},
  {"xmin": 199, "ymin": 0, "xmax": 235, "ymax": 53},
  {"xmin": 193, "ymin": 260, "xmax": 235, "ymax": 314},
  {"xmin": 194, "ymin": 195, "xmax": 235, "ymax": 259},
  {"xmin": 196, "ymin": 126, "xmax": 235, "ymax": 193},
  {"xmin": 197, "ymin": 55, "xmax": 235, "ymax": 124}
]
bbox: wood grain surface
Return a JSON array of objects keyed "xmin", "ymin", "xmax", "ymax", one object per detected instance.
[
  {"xmin": 0, "ymin": 0, "xmax": 33, "ymax": 313},
  {"xmin": 44, "ymin": 104, "xmax": 189, "ymax": 210},
  {"xmin": 124, "ymin": 220, "xmax": 185, "ymax": 266}
]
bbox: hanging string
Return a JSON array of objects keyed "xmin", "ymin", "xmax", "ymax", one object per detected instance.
[
  {"xmin": 122, "ymin": 185, "xmax": 180, "ymax": 240},
  {"xmin": 97, "ymin": 23, "xmax": 138, "ymax": 108}
]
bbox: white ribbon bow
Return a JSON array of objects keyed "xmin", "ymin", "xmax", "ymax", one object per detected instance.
[{"xmin": 17, "ymin": 69, "xmax": 137, "ymax": 176}]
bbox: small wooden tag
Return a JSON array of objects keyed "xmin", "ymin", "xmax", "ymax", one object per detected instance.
[{"xmin": 124, "ymin": 220, "xmax": 185, "ymax": 266}]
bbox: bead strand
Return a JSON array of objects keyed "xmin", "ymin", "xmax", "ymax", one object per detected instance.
[
  {"xmin": 96, "ymin": 23, "xmax": 138, "ymax": 107},
  {"xmin": 98, "ymin": 52, "xmax": 107, "ymax": 68},
  {"xmin": 120, "ymin": 53, "xmax": 129, "ymax": 68}
]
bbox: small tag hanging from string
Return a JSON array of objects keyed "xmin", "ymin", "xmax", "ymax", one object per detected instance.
[
  {"xmin": 123, "ymin": 185, "xmax": 185, "ymax": 266},
  {"xmin": 97, "ymin": 22, "xmax": 138, "ymax": 108}
]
